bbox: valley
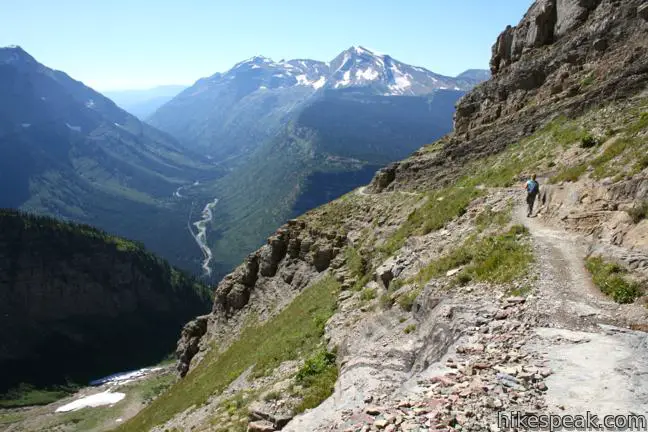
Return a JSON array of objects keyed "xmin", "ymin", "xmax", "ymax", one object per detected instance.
[{"xmin": 4, "ymin": 0, "xmax": 648, "ymax": 431}]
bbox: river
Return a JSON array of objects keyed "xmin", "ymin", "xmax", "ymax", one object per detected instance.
[{"xmin": 187, "ymin": 198, "xmax": 219, "ymax": 277}]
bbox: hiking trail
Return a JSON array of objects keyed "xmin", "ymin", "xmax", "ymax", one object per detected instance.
[{"xmin": 513, "ymin": 200, "xmax": 648, "ymax": 416}]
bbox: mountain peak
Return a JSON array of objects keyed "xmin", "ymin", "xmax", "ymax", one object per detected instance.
[
  {"xmin": 349, "ymin": 46, "xmax": 385, "ymax": 57},
  {"xmin": 0, "ymin": 45, "xmax": 33, "ymax": 61}
]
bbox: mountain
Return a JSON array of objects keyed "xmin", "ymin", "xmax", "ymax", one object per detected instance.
[
  {"xmin": 113, "ymin": 0, "xmax": 648, "ymax": 431},
  {"xmin": 150, "ymin": 47, "xmax": 488, "ymax": 272},
  {"xmin": 149, "ymin": 46, "xmax": 482, "ymax": 159},
  {"xmin": 0, "ymin": 46, "xmax": 222, "ymax": 273},
  {"xmin": 455, "ymin": 68, "xmax": 491, "ymax": 84},
  {"xmin": 103, "ymin": 85, "xmax": 186, "ymax": 119},
  {"xmin": 0, "ymin": 209, "xmax": 212, "ymax": 406}
]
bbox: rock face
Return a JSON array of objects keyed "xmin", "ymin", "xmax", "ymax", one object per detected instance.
[
  {"xmin": 176, "ymin": 217, "xmax": 347, "ymax": 376},
  {"xmin": 0, "ymin": 210, "xmax": 211, "ymax": 392},
  {"xmin": 368, "ymin": 0, "xmax": 648, "ymax": 193}
]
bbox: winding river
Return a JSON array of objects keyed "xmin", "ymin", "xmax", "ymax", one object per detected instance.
[{"xmin": 187, "ymin": 198, "xmax": 219, "ymax": 277}]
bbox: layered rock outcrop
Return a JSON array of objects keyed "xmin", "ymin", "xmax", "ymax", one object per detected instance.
[
  {"xmin": 176, "ymin": 217, "xmax": 347, "ymax": 376},
  {"xmin": 369, "ymin": 0, "xmax": 648, "ymax": 193}
]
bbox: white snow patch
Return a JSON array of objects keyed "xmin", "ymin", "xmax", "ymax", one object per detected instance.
[
  {"xmin": 335, "ymin": 70, "xmax": 352, "ymax": 88},
  {"xmin": 387, "ymin": 64, "xmax": 412, "ymax": 94},
  {"xmin": 251, "ymin": 64, "xmax": 260, "ymax": 69},
  {"xmin": 85, "ymin": 99, "xmax": 95, "ymax": 109},
  {"xmin": 259, "ymin": 85, "xmax": 268, "ymax": 90},
  {"xmin": 312, "ymin": 76, "xmax": 326, "ymax": 89},
  {"xmin": 21, "ymin": 123, "xmax": 31, "ymax": 128},
  {"xmin": 55, "ymin": 392, "xmax": 125, "ymax": 412},
  {"xmin": 295, "ymin": 74, "xmax": 311, "ymax": 86},
  {"xmin": 453, "ymin": 86, "xmax": 461, "ymax": 90},
  {"xmin": 355, "ymin": 68, "xmax": 379, "ymax": 81},
  {"xmin": 66, "ymin": 123, "xmax": 81, "ymax": 132}
]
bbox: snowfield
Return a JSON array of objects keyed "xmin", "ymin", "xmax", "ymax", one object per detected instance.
[{"xmin": 55, "ymin": 391, "xmax": 126, "ymax": 412}]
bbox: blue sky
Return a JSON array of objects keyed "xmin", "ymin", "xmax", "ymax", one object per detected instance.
[{"xmin": 1, "ymin": 1, "xmax": 532, "ymax": 91}]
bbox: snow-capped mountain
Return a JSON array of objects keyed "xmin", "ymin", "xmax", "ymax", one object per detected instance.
[
  {"xmin": 177, "ymin": 46, "xmax": 479, "ymax": 99},
  {"xmin": 148, "ymin": 46, "xmax": 489, "ymax": 159},
  {"xmin": 326, "ymin": 46, "xmax": 472, "ymax": 95}
]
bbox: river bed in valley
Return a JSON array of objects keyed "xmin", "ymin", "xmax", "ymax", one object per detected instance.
[{"xmin": 188, "ymin": 198, "xmax": 219, "ymax": 277}]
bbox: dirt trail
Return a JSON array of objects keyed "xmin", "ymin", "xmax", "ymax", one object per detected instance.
[{"xmin": 514, "ymin": 202, "xmax": 648, "ymax": 416}]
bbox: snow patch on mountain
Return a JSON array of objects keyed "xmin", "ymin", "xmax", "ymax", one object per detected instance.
[
  {"xmin": 356, "ymin": 68, "xmax": 379, "ymax": 81},
  {"xmin": 312, "ymin": 76, "xmax": 326, "ymax": 89}
]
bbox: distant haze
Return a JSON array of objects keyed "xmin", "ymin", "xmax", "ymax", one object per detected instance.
[{"xmin": 103, "ymin": 85, "xmax": 186, "ymax": 119}]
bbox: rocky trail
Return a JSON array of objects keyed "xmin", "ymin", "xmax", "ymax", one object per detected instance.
[{"xmin": 282, "ymin": 195, "xmax": 648, "ymax": 432}]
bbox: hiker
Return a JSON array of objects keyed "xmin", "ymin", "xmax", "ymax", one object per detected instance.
[{"xmin": 523, "ymin": 174, "xmax": 540, "ymax": 217}]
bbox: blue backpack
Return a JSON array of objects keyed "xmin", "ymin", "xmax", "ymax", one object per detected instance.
[{"xmin": 527, "ymin": 180, "xmax": 539, "ymax": 195}]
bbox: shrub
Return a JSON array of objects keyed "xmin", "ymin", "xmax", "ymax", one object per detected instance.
[
  {"xmin": 397, "ymin": 289, "xmax": 421, "ymax": 312},
  {"xmin": 360, "ymin": 287, "xmax": 376, "ymax": 301},
  {"xmin": 403, "ymin": 324, "xmax": 416, "ymax": 334},
  {"xmin": 379, "ymin": 293, "xmax": 393, "ymax": 310},
  {"xmin": 580, "ymin": 135, "xmax": 598, "ymax": 148},
  {"xmin": 585, "ymin": 256, "xmax": 642, "ymax": 304},
  {"xmin": 294, "ymin": 349, "xmax": 338, "ymax": 413},
  {"xmin": 627, "ymin": 201, "xmax": 648, "ymax": 224}
]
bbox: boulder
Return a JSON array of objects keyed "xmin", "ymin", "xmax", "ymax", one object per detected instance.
[
  {"xmin": 175, "ymin": 315, "xmax": 209, "ymax": 377},
  {"xmin": 226, "ymin": 283, "xmax": 251, "ymax": 310},
  {"xmin": 526, "ymin": 0, "xmax": 557, "ymax": 47},
  {"xmin": 312, "ymin": 246, "xmax": 334, "ymax": 272},
  {"xmin": 555, "ymin": 0, "xmax": 599, "ymax": 37},
  {"xmin": 247, "ymin": 420, "xmax": 275, "ymax": 432}
]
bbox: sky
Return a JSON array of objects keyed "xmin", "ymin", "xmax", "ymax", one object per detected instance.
[{"xmin": 0, "ymin": 0, "xmax": 532, "ymax": 91}]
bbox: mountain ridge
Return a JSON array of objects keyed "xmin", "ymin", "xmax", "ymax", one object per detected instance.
[{"xmin": 0, "ymin": 46, "xmax": 223, "ymax": 273}]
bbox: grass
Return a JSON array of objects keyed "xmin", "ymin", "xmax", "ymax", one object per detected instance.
[
  {"xmin": 360, "ymin": 287, "xmax": 377, "ymax": 301},
  {"xmin": 397, "ymin": 288, "xmax": 421, "ymax": 312},
  {"xmin": 345, "ymin": 246, "xmax": 373, "ymax": 291},
  {"xmin": 379, "ymin": 293, "xmax": 394, "ymax": 309},
  {"xmin": 580, "ymin": 74, "xmax": 595, "ymax": 88},
  {"xmin": 627, "ymin": 201, "xmax": 648, "ymax": 224},
  {"xmin": 117, "ymin": 275, "xmax": 340, "ymax": 432},
  {"xmin": 380, "ymin": 186, "xmax": 482, "ymax": 256},
  {"xmin": 585, "ymin": 256, "xmax": 642, "ymax": 304},
  {"xmin": 0, "ymin": 412, "xmax": 26, "ymax": 426},
  {"xmin": 138, "ymin": 372, "xmax": 175, "ymax": 404},
  {"xmin": 263, "ymin": 390, "xmax": 282, "ymax": 401},
  {"xmin": 293, "ymin": 349, "xmax": 338, "ymax": 413},
  {"xmin": 403, "ymin": 324, "xmax": 416, "ymax": 334},
  {"xmin": 474, "ymin": 204, "xmax": 512, "ymax": 232},
  {"xmin": 544, "ymin": 115, "xmax": 590, "ymax": 147},
  {"xmin": 410, "ymin": 225, "xmax": 533, "ymax": 289},
  {"xmin": 0, "ymin": 383, "xmax": 78, "ymax": 408},
  {"xmin": 508, "ymin": 284, "xmax": 532, "ymax": 297},
  {"xmin": 550, "ymin": 163, "xmax": 587, "ymax": 183},
  {"xmin": 627, "ymin": 111, "xmax": 648, "ymax": 135},
  {"xmin": 590, "ymin": 137, "xmax": 635, "ymax": 179}
]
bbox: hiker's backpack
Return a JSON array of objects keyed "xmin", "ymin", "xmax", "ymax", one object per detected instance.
[{"xmin": 528, "ymin": 180, "xmax": 539, "ymax": 195}]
